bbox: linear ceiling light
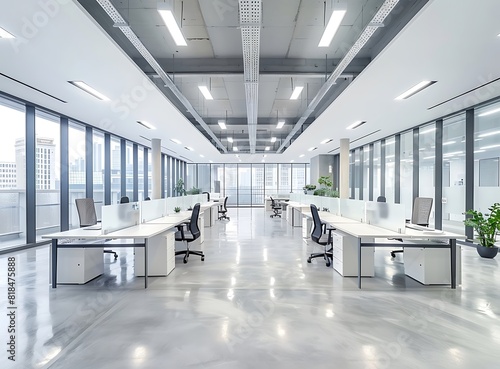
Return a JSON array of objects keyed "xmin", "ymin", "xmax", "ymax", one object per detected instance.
[
  {"xmin": 0, "ymin": 27, "xmax": 15, "ymax": 38},
  {"xmin": 478, "ymin": 107, "xmax": 500, "ymax": 117},
  {"xmin": 290, "ymin": 86, "xmax": 304, "ymax": 100},
  {"xmin": 137, "ymin": 121, "xmax": 156, "ymax": 130},
  {"xmin": 276, "ymin": 121, "xmax": 285, "ymax": 129},
  {"xmin": 271, "ymin": 137, "xmax": 277, "ymax": 143},
  {"xmin": 184, "ymin": 146, "xmax": 194, "ymax": 151},
  {"xmin": 321, "ymin": 138, "xmax": 333, "ymax": 144},
  {"xmin": 170, "ymin": 138, "xmax": 181, "ymax": 144},
  {"xmin": 227, "ymin": 137, "xmax": 233, "ymax": 143},
  {"xmin": 198, "ymin": 86, "xmax": 213, "ymax": 100},
  {"xmin": 200, "ymin": 154, "xmax": 204, "ymax": 158},
  {"xmin": 157, "ymin": 2, "xmax": 187, "ymax": 46},
  {"xmin": 346, "ymin": 120, "xmax": 366, "ymax": 130},
  {"xmin": 69, "ymin": 81, "xmax": 110, "ymax": 101},
  {"xmin": 299, "ymin": 154, "xmax": 305, "ymax": 158},
  {"xmin": 308, "ymin": 147, "xmax": 317, "ymax": 151},
  {"xmin": 218, "ymin": 120, "xmax": 226, "ymax": 129},
  {"xmin": 395, "ymin": 80, "xmax": 437, "ymax": 100},
  {"xmin": 318, "ymin": 10, "xmax": 347, "ymax": 47}
]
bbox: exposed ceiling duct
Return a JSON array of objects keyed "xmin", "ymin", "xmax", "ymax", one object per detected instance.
[
  {"xmin": 95, "ymin": 0, "xmax": 227, "ymax": 153},
  {"xmin": 239, "ymin": 0, "xmax": 262, "ymax": 154},
  {"xmin": 276, "ymin": 0, "xmax": 400, "ymax": 153}
]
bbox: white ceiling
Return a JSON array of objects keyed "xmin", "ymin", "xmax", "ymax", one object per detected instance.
[{"xmin": 1, "ymin": 0, "xmax": 500, "ymax": 164}]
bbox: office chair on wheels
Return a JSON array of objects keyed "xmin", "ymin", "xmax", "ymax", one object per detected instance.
[
  {"xmin": 307, "ymin": 204, "xmax": 335, "ymax": 267},
  {"xmin": 269, "ymin": 196, "xmax": 282, "ymax": 218},
  {"xmin": 390, "ymin": 197, "xmax": 433, "ymax": 258},
  {"xmin": 120, "ymin": 196, "xmax": 130, "ymax": 204},
  {"xmin": 75, "ymin": 198, "xmax": 118, "ymax": 259},
  {"xmin": 175, "ymin": 203, "xmax": 204, "ymax": 264},
  {"xmin": 218, "ymin": 196, "xmax": 230, "ymax": 221}
]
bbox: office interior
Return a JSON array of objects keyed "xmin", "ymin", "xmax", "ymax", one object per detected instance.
[{"xmin": 1, "ymin": 0, "xmax": 500, "ymax": 368}]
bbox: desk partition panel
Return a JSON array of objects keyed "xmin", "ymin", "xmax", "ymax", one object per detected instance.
[
  {"xmin": 101, "ymin": 203, "xmax": 139, "ymax": 234},
  {"xmin": 339, "ymin": 199, "xmax": 366, "ymax": 222},
  {"xmin": 365, "ymin": 201, "xmax": 406, "ymax": 233},
  {"xmin": 165, "ymin": 197, "xmax": 179, "ymax": 214},
  {"xmin": 140, "ymin": 199, "xmax": 166, "ymax": 223},
  {"xmin": 322, "ymin": 197, "xmax": 340, "ymax": 215}
]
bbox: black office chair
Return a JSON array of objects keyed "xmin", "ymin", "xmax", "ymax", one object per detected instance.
[
  {"xmin": 175, "ymin": 203, "xmax": 204, "ymax": 264},
  {"xmin": 144, "ymin": 197, "xmax": 151, "ymax": 201},
  {"xmin": 390, "ymin": 197, "xmax": 433, "ymax": 258},
  {"xmin": 377, "ymin": 196, "xmax": 386, "ymax": 202},
  {"xmin": 202, "ymin": 191, "xmax": 210, "ymax": 201},
  {"xmin": 120, "ymin": 196, "xmax": 129, "ymax": 204},
  {"xmin": 269, "ymin": 196, "xmax": 282, "ymax": 218},
  {"xmin": 75, "ymin": 198, "xmax": 118, "ymax": 259},
  {"xmin": 307, "ymin": 204, "xmax": 335, "ymax": 267},
  {"xmin": 218, "ymin": 196, "xmax": 230, "ymax": 221}
]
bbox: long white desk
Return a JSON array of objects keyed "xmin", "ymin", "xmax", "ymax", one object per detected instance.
[{"xmin": 43, "ymin": 223, "xmax": 180, "ymax": 289}]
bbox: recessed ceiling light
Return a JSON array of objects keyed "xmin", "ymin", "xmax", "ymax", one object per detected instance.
[
  {"xmin": 137, "ymin": 121, "xmax": 156, "ymax": 130},
  {"xmin": 276, "ymin": 121, "xmax": 285, "ymax": 129},
  {"xmin": 395, "ymin": 81, "xmax": 437, "ymax": 100},
  {"xmin": 227, "ymin": 137, "xmax": 233, "ymax": 143},
  {"xmin": 271, "ymin": 137, "xmax": 276, "ymax": 143},
  {"xmin": 346, "ymin": 121, "xmax": 366, "ymax": 130},
  {"xmin": 0, "ymin": 27, "xmax": 15, "ymax": 39},
  {"xmin": 157, "ymin": 3, "xmax": 187, "ymax": 46},
  {"xmin": 318, "ymin": 9, "xmax": 346, "ymax": 47},
  {"xmin": 478, "ymin": 107, "xmax": 500, "ymax": 117},
  {"xmin": 184, "ymin": 146, "xmax": 194, "ymax": 151},
  {"xmin": 200, "ymin": 154, "xmax": 204, "ymax": 158},
  {"xmin": 218, "ymin": 120, "xmax": 226, "ymax": 129},
  {"xmin": 321, "ymin": 138, "xmax": 333, "ymax": 144},
  {"xmin": 198, "ymin": 86, "xmax": 213, "ymax": 100},
  {"xmin": 69, "ymin": 81, "xmax": 110, "ymax": 101},
  {"xmin": 170, "ymin": 138, "xmax": 181, "ymax": 144},
  {"xmin": 233, "ymin": 147, "xmax": 238, "ymax": 152},
  {"xmin": 299, "ymin": 154, "xmax": 305, "ymax": 158},
  {"xmin": 290, "ymin": 86, "xmax": 304, "ymax": 100},
  {"xmin": 265, "ymin": 147, "xmax": 270, "ymax": 151},
  {"xmin": 308, "ymin": 147, "xmax": 317, "ymax": 151}
]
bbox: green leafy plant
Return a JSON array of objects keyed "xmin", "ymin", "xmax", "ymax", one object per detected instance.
[
  {"xmin": 173, "ymin": 179, "xmax": 186, "ymax": 196},
  {"xmin": 313, "ymin": 175, "xmax": 338, "ymax": 197},
  {"xmin": 463, "ymin": 203, "xmax": 500, "ymax": 247},
  {"xmin": 174, "ymin": 206, "xmax": 181, "ymax": 213},
  {"xmin": 303, "ymin": 184, "xmax": 316, "ymax": 193},
  {"xmin": 318, "ymin": 175, "xmax": 333, "ymax": 189},
  {"xmin": 186, "ymin": 186, "xmax": 201, "ymax": 195}
]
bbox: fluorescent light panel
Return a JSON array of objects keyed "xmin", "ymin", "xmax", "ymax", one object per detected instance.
[
  {"xmin": 227, "ymin": 137, "xmax": 233, "ymax": 143},
  {"xmin": 271, "ymin": 137, "xmax": 276, "ymax": 143},
  {"xmin": 308, "ymin": 147, "xmax": 317, "ymax": 151},
  {"xmin": 290, "ymin": 86, "xmax": 304, "ymax": 100},
  {"xmin": 318, "ymin": 10, "xmax": 346, "ymax": 47},
  {"xmin": 157, "ymin": 4, "xmax": 187, "ymax": 46},
  {"xmin": 321, "ymin": 138, "xmax": 333, "ymax": 144},
  {"xmin": 299, "ymin": 154, "xmax": 305, "ymax": 158},
  {"xmin": 276, "ymin": 121, "xmax": 285, "ymax": 129},
  {"xmin": 137, "ymin": 121, "xmax": 156, "ymax": 130},
  {"xmin": 265, "ymin": 147, "xmax": 270, "ymax": 151},
  {"xmin": 218, "ymin": 120, "xmax": 226, "ymax": 129},
  {"xmin": 346, "ymin": 121, "xmax": 366, "ymax": 130},
  {"xmin": 170, "ymin": 138, "xmax": 181, "ymax": 144},
  {"xmin": 0, "ymin": 27, "xmax": 15, "ymax": 38},
  {"xmin": 395, "ymin": 81, "xmax": 436, "ymax": 100},
  {"xmin": 184, "ymin": 146, "xmax": 193, "ymax": 151},
  {"xmin": 198, "ymin": 86, "xmax": 213, "ymax": 100},
  {"xmin": 69, "ymin": 81, "xmax": 110, "ymax": 101}
]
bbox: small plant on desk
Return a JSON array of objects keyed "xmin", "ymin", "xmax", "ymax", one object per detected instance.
[{"xmin": 174, "ymin": 207, "xmax": 181, "ymax": 213}]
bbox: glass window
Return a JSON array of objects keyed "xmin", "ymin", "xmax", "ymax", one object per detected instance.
[
  {"xmin": 186, "ymin": 164, "xmax": 197, "ymax": 191},
  {"xmin": 443, "ymin": 114, "xmax": 465, "ymax": 233},
  {"xmin": 252, "ymin": 164, "xmax": 265, "ymax": 205},
  {"xmin": 363, "ymin": 146, "xmax": 370, "ymax": 200},
  {"xmin": 475, "ymin": 103, "xmax": 500, "ymax": 214},
  {"xmin": 126, "ymin": 142, "xmax": 133, "ymax": 200},
  {"xmin": 278, "ymin": 164, "xmax": 291, "ymax": 194},
  {"xmin": 110, "ymin": 137, "xmax": 121, "ymax": 204},
  {"xmin": 238, "ymin": 164, "xmax": 252, "ymax": 206},
  {"xmin": 147, "ymin": 148, "xmax": 152, "ymax": 198},
  {"xmin": 198, "ymin": 164, "xmax": 210, "ymax": 192},
  {"xmin": 373, "ymin": 142, "xmax": 381, "ymax": 199},
  {"xmin": 385, "ymin": 138, "xmax": 395, "ymax": 203},
  {"xmin": 419, "ymin": 123, "xmax": 435, "ymax": 227},
  {"xmin": 0, "ymin": 98, "xmax": 26, "ymax": 250},
  {"xmin": 225, "ymin": 164, "xmax": 237, "ymax": 206},
  {"xmin": 35, "ymin": 111, "xmax": 60, "ymax": 240},
  {"xmin": 354, "ymin": 149, "xmax": 360, "ymax": 199},
  {"xmin": 400, "ymin": 131, "xmax": 413, "ymax": 218},
  {"xmin": 138, "ymin": 147, "xmax": 144, "ymax": 201},
  {"xmin": 292, "ymin": 164, "xmax": 306, "ymax": 195},
  {"xmin": 68, "ymin": 122, "xmax": 86, "ymax": 229},
  {"xmin": 92, "ymin": 130, "xmax": 104, "ymax": 219},
  {"xmin": 265, "ymin": 164, "xmax": 277, "ymax": 197},
  {"xmin": 211, "ymin": 164, "xmax": 223, "ymax": 195}
]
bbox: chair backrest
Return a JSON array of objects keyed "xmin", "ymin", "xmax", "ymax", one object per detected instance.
[
  {"xmin": 377, "ymin": 196, "xmax": 386, "ymax": 202},
  {"xmin": 120, "ymin": 196, "xmax": 130, "ymax": 204},
  {"xmin": 411, "ymin": 197, "xmax": 433, "ymax": 226},
  {"xmin": 144, "ymin": 197, "xmax": 151, "ymax": 201},
  {"xmin": 202, "ymin": 191, "xmax": 210, "ymax": 201},
  {"xmin": 310, "ymin": 204, "xmax": 323, "ymax": 243},
  {"xmin": 270, "ymin": 196, "xmax": 276, "ymax": 206},
  {"xmin": 221, "ymin": 196, "xmax": 228, "ymax": 211},
  {"xmin": 188, "ymin": 203, "xmax": 201, "ymax": 240},
  {"xmin": 75, "ymin": 198, "xmax": 97, "ymax": 227}
]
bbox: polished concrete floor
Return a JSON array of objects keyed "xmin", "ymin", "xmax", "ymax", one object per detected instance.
[{"xmin": 1, "ymin": 208, "xmax": 500, "ymax": 369}]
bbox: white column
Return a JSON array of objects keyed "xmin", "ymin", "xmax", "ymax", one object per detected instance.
[
  {"xmin": 151, "ymin": 138, "xmax": 161, "ymax": 199},
  {"xmin": 339, "ymin": 138, "xmax": 350, "ymax": 199}
]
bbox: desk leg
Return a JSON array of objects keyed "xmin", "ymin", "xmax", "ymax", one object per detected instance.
[
  {"xmin": 144, "ymin": 241, "xmax": 148, "ymax": 289},
  {"xmin": 450, "ymin": 239, "xmax": 456, "ymax": 289},
  {"xmin": 358, "ymin": 238, "xmax": 362, "ymax": 289},
  {"xmin": 51, "ymin": 239, "xmax": 57, "ymax": 289}
]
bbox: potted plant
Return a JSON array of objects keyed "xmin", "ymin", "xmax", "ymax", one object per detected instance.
[
  {"xmin": 463, "ymin": 203, "xmax": 500, "ymax": 258},
  {"xmin": 173, "ymin": 179, "xmax": 186, "ymax": 197},
  {"xmin": 174, "ymin": 206, "xmax": 181, "ymax": 213},
  {"xmin": 303, "ymin": 184, "xmax": 316, "ymax": 194},
  {"xmin": 313, "ymin": 175, "xmax": 339, "ymax": 198}
]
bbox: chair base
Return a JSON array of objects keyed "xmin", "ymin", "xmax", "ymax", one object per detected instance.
[
  {"xmin": 104, "ymin": 249, "xmax": 118, "ymax": 259},
  {"xmin": 270, "ymin": 213, "xmax": 281, "ymax": 218},
  {"xmin": 218, "ymin": 214, "xmax": 230, "ymax": 221},
  {"xmin": 390, "ymin": 249, "xmax": 403, "ymax": 258},
  {"xmin": 307, "ymin": 248, "xmax": 332, "ymax": 267},
  {"xmin": 175, "ymin": 249, "xmax": 205, "ymax": 264}
]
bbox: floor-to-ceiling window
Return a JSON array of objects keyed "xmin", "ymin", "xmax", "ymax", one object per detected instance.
[
  {"xmin": 211, "ymin": 163, "xmax": 223, "ymax": 194},
  {"xmin": 110, "ymin": 137, "xmax": 121, "ymax": 204},
  {"xmin": 68, "ymin": 122, "xmax": 86, "ymax": 229},
  {"xmin": 198, "ymin": 164, "xmax": 210, "ymax": 192},
  {"xmin": 419, "ymin": 123, "xmax": 436, "ymax": 227},
  {"xmin": 238, "ymin": 164, "xmax": 252, "ymax": 206},
  {"xmin": 373, "ymin": 142, "xmax": 381, "ymax": 199},
  {"xmin": 442, "ymin": 114, "xmax": 466, "ymax": 233},
  {"xmin": 125, "ymin": 142, "xmax": 134, "ymax": 200},
  {"xmin": 278, "ymin": 164, "xmax": 291, "ymax": 194},
  {"xmin": 265, "ymin": 164, "xmax": 277, "ymax": 197},
  {"xmin": 252, "ymin": 164, "xmax": 265, "ymax": 205},
  {"xmin": 292, "ymin": 164, "xmax": 306, "ymax": 195},
  {"xmin": 35, "ymin": 110, "xmax": 60, "ymax": 239},
  {"xmin": 354, "ymin": 149, "xmax": 361, "ymax": 199},
  {"xmin": 0, "ymin": 98, "xmax": 26, "ymax": 249},
  {"xmin": 363, "ymin": 146, "xmax": 370, "ymax": 200},
  {"xmin": 385, "ymin": 138, "xmax": 395, "ymax": 203},
  {"xmin": 92, "ymin": 130, "xmax": 104, "ymax": 219},
  {"xmin": 138, "ymin": 147, "xmax": 144, "ymax": 200},
  {"xmin": 186, "ymin": 164, "xmax": 197, "ymax": 191},
  {"xmin": 225, "ymin": 164, "xmax": 237, "ymax": 206},
  {"xmin": 400, "ymin": 131, "xmax": 413, "ymax": 218},
  {"xmin": 147, "ymin": 148, "xmax": 152, "ymax": 198}
]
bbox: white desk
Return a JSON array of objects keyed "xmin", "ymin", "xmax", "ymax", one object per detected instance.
[
  {"xmin": 200, "ymin": 201, "xmax": 220, "ymax": 227},
  {"xmin": 43, "ymin": 223, "xmax": 179, "ymax": 289},
  {"xmin": 286, "ymin": 201, "xmax": 309, "ymax": 227}
]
